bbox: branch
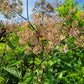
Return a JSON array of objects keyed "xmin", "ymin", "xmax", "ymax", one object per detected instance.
[
  {"xmin": 15, "ymin": 10, "xmax": 27, "ymax": 20},
  {"xmin": 40, "ymin": 65, "xmax": 45, "ymax": 81},
  {"xmin": 14, "ymin": 10, "xmax": 38, "ymax": 33},
  {"xmin": 23, "ymin": 58, "xmax": 30, "ymax": 68},
  {"xmin": 2, "ymin": 35, "xmax": 18, "ymax": 61},
  {"xmin": 34, "ymin": 29, "xmax": 71, "ymax": 71},
  {"xmin": 31, "ymin": 55, "xmax": 36, "ymax": 73},
  {"xmin": 49, "ymin": 46, "xmax": 80, "ymax": 61},
  {"xmin": 33, "ymin": 40, "xmax": 62, "ymax": 71},
  {"xmin": 73, "ymin": 35, "xmax": 81, "ymax": 45},
  {"xmin": 41, "ymin": 40, "xmax": 44, "ymax": 59}
]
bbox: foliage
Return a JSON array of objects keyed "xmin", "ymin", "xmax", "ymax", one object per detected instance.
[
  {"xmin": 0, "ymin": 0, "xmax": 23, "ymax": 19},
  {"xmin": 32, "ymin": 0, "xmax": 55, "ymax": 23},
  {"xmin": 0, "ymin": 0, "xmax": 84, "ymax": 84}
]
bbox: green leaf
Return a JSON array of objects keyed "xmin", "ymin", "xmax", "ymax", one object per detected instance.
[
  {"xmin": 7, "ymin": 43, "xmax": 16, "ymax": 50},
  {"xmin": 18, "ymin": 44, "xmax": 28, "ymax": 52},
  {"xmin": 78, "ymin": 58, "xmax": 82, "ymax": 67},
  {"xmin": 24, "ymin": 73, "xmax": 34, "ymax": 84},
  {"xmin": 4, "ymin": 67, "xmax": 21, "ymax": 79},
  {"xmin": 9, "ymin": 60, "xmax": 22, "ymax": 66},
  {"xmin": 26, "ymin": 77, "xmax": 32, "ymax": 84},
  {"xmin": 66, "ymin": 73, "xmax": 78, "ymax": 77},
  {"xmin": 28, "ymin": 24, "xmax": 36, "ymax": 30},
  {"xmin": 0, "ymin": 77, "xmax": 5, "ymax": 84},
  {"xmin": 65, "ymin": 62, "xmax": 72, "ymax": 67},
  {"xmin": 48, "ymin": 60, "xmax": 54, "ymax": 66},
  {"xmin": 81, "ymin": 67, "xmax": 84, "ymax": 74},
  {"xmin": 24, "ymin": 73, "xmax": 34, "ymax": 78},
  {"xmin": 58, "ymin": 71, "xmax": 66, "ymax": 79},
  {"xmin": 18, "ymin": 82, "xmax": 27, "ymax": 84},
  {"xmin": 1, "ymin": 37, "xmax": 4, "ymax": 40}
]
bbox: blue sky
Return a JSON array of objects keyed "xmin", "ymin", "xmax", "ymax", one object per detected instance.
[{"xmin": 0, "ymin": 0, "xmax": 83, "ymax": 21}]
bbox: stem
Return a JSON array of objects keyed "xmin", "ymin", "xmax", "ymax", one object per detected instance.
[
  {"xmin": 73, "ymin": 35, "xmax": 81, "ymax": 45},
  {"xmin": 49, "ymin": 46, "xmax": 79, "ymax": 61},
  {"xmin": 34, "ymin": 29, "xmax": 71, "ymax": 71},
  {"xmin": 40, "ymin": 65, "xmax": 44, "ymax": 81},
  {"xmin": 34, "ymin": 40, "xmax": 62, "ymax": 71},
  {"xmin": 14, "ymin": 10, "xmax": 37, "ymax": 32},
  {"xmin": 42, "ymin": 40, "xmax": 44, "ymax": 60},
  {"xmin": 13, "ymin": 51, "xmax": 18, "ymax": 61},
  {"xmin": 41, "ymin": 12, "xmax": 44, "ymax": 23},
  {"xmin": 23, "ymin": 58, "xmax": 30, "ymax": 68},
  {"xmin": 27, "ymin": 0, "xmax": 29, "ymax": 20},
  {"xmin": 2, "ymin": 35, "xmax": 18, "ymax": 61},
  {"xmin": 31, "ymin": 55, "xmax": 36, "ymax": 73},
  {"xmin": 15, "ymin": 10, "xmax": 27, "ymax": 20}
]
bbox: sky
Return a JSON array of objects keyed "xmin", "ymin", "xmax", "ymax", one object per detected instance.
[{"xmin": 0, "ymin": 0, "xmax": 83, "ymax": 22}]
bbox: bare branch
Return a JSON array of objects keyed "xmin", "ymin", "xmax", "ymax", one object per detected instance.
[
  {"xmin": 14, "ymin": 10, "xmax": 39, "ymax": 33},
  {"xmin": 15, "ymin": 10, "xmax": 27, "ymax": 20}
]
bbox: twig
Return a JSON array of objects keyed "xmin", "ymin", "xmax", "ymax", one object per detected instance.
[
  {"xmin": 31, "ymin": 55, "xmax": 36, "ymax": 73},
  {"xmin": 42, "ymin": 40, "xmax": 44, "ymax": 60},
  {"xmin": 40, "ymin": 65, "xmax": 45, "ymax": 81},
  {"xmin": 73, "ymin": 35, "xmax": 81, "ymax": 45},
  {"xmin": 23, "ymin": 58, "xmax": 30, "ymax": 68},
  {"xmin": 13, "ymin": 51, "xmax": 18, "ymax": 61},
  {"xmin": 15, "ymin": 10, "xmax": 27, "ymax": 20},
  {"xmin": 14, "ymin": 10, "xmax": 38, "ymax": 33}
]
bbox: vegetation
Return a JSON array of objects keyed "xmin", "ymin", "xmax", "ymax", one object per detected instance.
[
  {"xmin": 0, "ymin": 0, "xmax": 23, "ymax": 19},
  {"xmin": 0, "ymin": 0, "xmax": 84, "ymax": 84}
]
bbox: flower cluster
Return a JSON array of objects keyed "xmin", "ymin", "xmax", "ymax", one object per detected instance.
[
  {"xmin": 17, "ymin": 19, "xmax": 64, "ymax": 54},
  {"xmin": 17, "ymin": 9, "xmax": 84, "ymax": 55}
]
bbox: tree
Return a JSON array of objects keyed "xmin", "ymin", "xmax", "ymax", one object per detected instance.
[
  {"xmin": 0, "ymin": 0, "xmax": 23, "ymax": 19},
  {"xmin": 32, "ymin": 0, "xmax": 55, "ymax": 23}
]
